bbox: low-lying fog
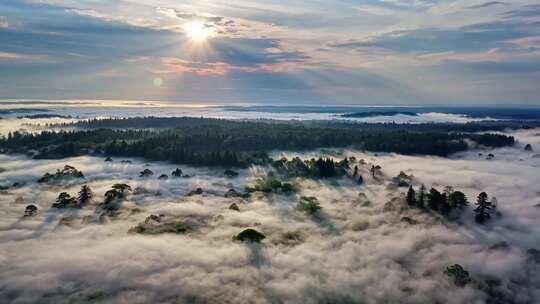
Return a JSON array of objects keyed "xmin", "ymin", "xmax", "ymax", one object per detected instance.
[
  {"xmin": 0, "ymin": 106, "xmax": 491, "ymax": 137},
  {"xmin": 0, "ymin": 129, "xmax": 539, "ymax": 303}
]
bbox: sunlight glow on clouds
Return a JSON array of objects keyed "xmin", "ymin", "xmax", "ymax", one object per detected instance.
[
  {"xmin": 182, "ymin": 21, "xmax": 215, "ymax": 42},
  {"xmin": 0, "ymin": 0, "xmax": 539, "ymax": 104}
]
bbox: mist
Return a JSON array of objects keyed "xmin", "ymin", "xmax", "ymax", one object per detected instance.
[{"xmin": 0, "ymin": 129, "xmax": 539, "ymax": 303}]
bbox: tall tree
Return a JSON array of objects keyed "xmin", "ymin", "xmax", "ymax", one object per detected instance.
[
  {"xmin": 352, "ymin": 165, "xmax": 358, "ymax": 178},
  {"xmin": 428, "ymin": 188, "xmax": 443, "ymax": 211},
  {"xmin": 448, "ymin": 191, "xmax": 468, "ymax": 209},
  {"xmin": 418, "ymin": 184, "xmax": 426, "ymax": 208},
  {"xmin": 439, "ymin": 192, "xmax": 451, "ymax": 215},
  {"xmin": 474, "ymin": 192, "xmax": 492, "ymax": 224},
  {"xmin": 111, "ymin": 183, "xmax": 132, "ymax": 194},
  {"xmin": 406, "ymin": 186, "xmax": 416, "ymax": 207},
  {"xmin": 78, "ymin": 185, "xmax": 93, "ymax": 205},
  {"xmin": 52, "ymin": 192, "xmax": 77, "ymax": 208}
]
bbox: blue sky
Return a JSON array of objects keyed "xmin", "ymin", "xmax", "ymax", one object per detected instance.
[{"xmin": 0, "ymin": 0, "xmax": 539, "ymax": 105}]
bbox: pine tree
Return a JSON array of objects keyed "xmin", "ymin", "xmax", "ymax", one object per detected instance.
[
  {"xmin": 406, "ymin": 186, "xmax": 416, "ymax": 207},
  {"xmin": 418, "ymin": 184, "xmax": 426, "ymax": 208},
  {"xmin": 357, "ymin": 174, "xmax": 364, "ymax": 185},
  {"xmin": 448, "ymin": 191, "xmax": 468, "ymax": 209},
  {"xmin": 428, "ymin": 188, "xmax": 443, "ymax": 211},
  {"xmin": 78, "ymin": 185, "xmax": 93, "ymax": 205},
  {"xmin": 439, "ymin": 192, "xmax": 451, "ymax": 215},
  {"xmin": 474, "ymin": 192, "xmax": 492, "ymax": 224}
]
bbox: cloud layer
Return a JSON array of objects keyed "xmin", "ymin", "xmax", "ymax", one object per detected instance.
[{"xmin": 1, "ymin": 128, "xmax": 540, "ymax": 303}]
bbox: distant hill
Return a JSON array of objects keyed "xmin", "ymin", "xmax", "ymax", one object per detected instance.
[{"xmin": 341, "ymin": 111, "xmax": 418, "ymax": 118}]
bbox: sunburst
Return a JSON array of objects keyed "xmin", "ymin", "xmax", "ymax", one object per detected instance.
[{"xmin": 182, "ymin": 21, "xmax": 214, "ymax": 42}]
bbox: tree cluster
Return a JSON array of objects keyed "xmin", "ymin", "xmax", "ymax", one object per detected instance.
[
  {"xmin": 406, "ymin": 185, "xmax": 497, "ymax": 224},
  {"xmin": 0, "ymin": 117, "xmax": 516, "ymax": 167},
  {"xmin": 272, "ymin": 157, "xmax": 349, "ymax": 178},
  {"xmin": 406, "ymin": 185, "xmax": 468, "ymax": 216}
]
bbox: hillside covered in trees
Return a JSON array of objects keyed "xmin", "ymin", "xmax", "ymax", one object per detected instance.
[{"xmin": 0, "ymin": 117, "xmax": 516, "ymax": 167}]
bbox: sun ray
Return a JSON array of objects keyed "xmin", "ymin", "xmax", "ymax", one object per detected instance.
[{"xmin": 182, "ymin": 21, "xmax": 214, "ymax": 42}]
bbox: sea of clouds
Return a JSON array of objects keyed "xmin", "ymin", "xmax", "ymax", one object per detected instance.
[{"xmin": 0, "ymin": 129, "xmax": 539, "ymax": 303}]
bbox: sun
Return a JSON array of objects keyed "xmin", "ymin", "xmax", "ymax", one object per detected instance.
[{"xmin": 182, "ymin": 21, "xmax": 214, "ymax": 42}]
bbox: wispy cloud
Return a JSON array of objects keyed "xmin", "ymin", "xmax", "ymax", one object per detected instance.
[
  {"xmin": 0, "ymin": 17, "xmax": 8, "ymax": 28},
  {"xmin": 466, "ymin": 1, "xmax": 505, "ymax": 9}
]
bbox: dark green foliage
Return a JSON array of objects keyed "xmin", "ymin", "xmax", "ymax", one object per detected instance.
[
  {"xmin": 0, "ymin": 118, "xmax": 516, "ymax": 167},
  {"xmin": 104, "ymin": 190, "xmax": 121, "ymax": 204},
  {"xmin": 111, "ymin": 183, "xmax": 132, "ymax": 193},
  {"xmin": 448, "ymin": 191, "xmax": 468, "ymax": 209},
  {"xmin": 171, "ymin": 168, "xmax": 183, "ymax": 177},
  {"xmin": 427, "ymin": 188, "xmax": 451, "ymax": 215},
  {"xmin": 233, "ymin": 228, "xmax": 266, "ymax": 243},
  {"xmin": 229, "ymin": 203, "xmax": 240, "ymax": 211},
  {"xmin": 393, "ymin": 171, "xmax": 411, "ymax": 187},
  {"xmin": 225, "ymin": 188, "xmax": 251, "ymax": 199},
  {"xmin": 187, "ymin": 188, "xmax": 203, "ymax": 196},
  {"xmin": 139, "ymin": 169, "xmax": 153, "ymax": 177},
  {"xmin": 426, "ymin": 188, "xmax": 451, "ymax": 215},
  {"xmin": 247, "ymin": 175, "xmax": 295, "ymax": 194},
  {"xmin": 130, "ymin": 215, "xmax": 189, "ymax": 235},
  {"xmin": 297, "ymin": 196, "xmax": 322, "ymax": 215},
  {"xmin": 37, "ymin": 165, "xmax": 84, "ymax": 183},
  {"xmin": 24, "ymin": 204, "xmax": 38, "ymax": 217},
  {"xmin": 417, "ymin": 184, "xmax": 426, "ymax": 209},
  {"xmin": 408, "ymin": 185, "xmax": 468, "ymax": 217},
  {"xmin": 273, "ymin": 157, "xmax": 347, "ymax": 178},
  {"xmin": 280, "ymin": 182, "xmax": 296, "ymax": 193},
  {"xmin": 406, "ymin": 186, "xmax": 416, "ymax": 207},
  {"xmin": 225, "ymin": 188, "xmax": 242, "ymax": 198},
  {"xmin": 104, "ymin": 157, "xmax": 113, "ymax": 162},
  {"xmin": 475, "ymin": 192, "xmax": 493, "ymax": 224},
  {"xmin": 427, "ymin": 188, "xmax": 444, "ymax": 211},
  {"xmin": 342, "ymin": 111, "xmax": 418, "ymax": 118},
  {"xmin": 77, "ymin": 185, "xmax": 93, "ymax": 205},
  {"xmin": 370, "ymin": 165, "xmax": 375, "ymax": 178},
  {"xmin": 52, "ymin": 192, "xmax": 78, "ymax": 208},
  {"xmin": 104, "ymin": 184, "xmax": 131, "ymax": 203},
  {"xmin": 400, "ymin": 216, "xmax": 417, "ymax": 225},
  {"xmin": 445, "ymin": 264, "xmax": 471, "ymax": 287}
]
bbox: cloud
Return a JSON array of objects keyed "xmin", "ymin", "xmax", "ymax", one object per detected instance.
[
  {"xmin": 504, "ymin": 4, "xmax": 540, "ymax": 18},
  {"xmin": 436, "ymin": 59, "xmax": 540, "ymax": 74},
  {"xmin": 0, "ymin": 17, "xmax": 7, "ymax": 28},
  {"xmin": 330, "ymin": 22, "xmax": 531, "ymax": 55},
  {"xmin": 466, "ymin": 2, "xmax": 505, "ymax": 9},
  {"xmin": 0, "ymin": 52, "xmax": 26, "ymax": 60},
  {"xmin": 1, "ymin": 128, "xmax": 540, "ymax": 303},
  {"xmin": 156, "ymin": 58, "xmax": 259, "ymax": 76},
  {"xmin": 155, "ymin": 7, "xmax": 244, "ymax": 35}
]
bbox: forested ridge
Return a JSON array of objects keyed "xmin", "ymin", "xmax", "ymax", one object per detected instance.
[
  {"xmin": 1, "ymin": 117, "xmax": 516, "ymax": 166},
  {"xmin": 51, "ymin": 116, "xmax": 538, "ymax": 132}
]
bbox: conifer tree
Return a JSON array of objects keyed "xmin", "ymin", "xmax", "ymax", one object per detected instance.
[
  {"xmin": 474, "ymin": 192, "xmax": 492, "ymax": 224},
  {"xmin": 406, "ymin": 186, "xmax": 416, "ymax": 207}
]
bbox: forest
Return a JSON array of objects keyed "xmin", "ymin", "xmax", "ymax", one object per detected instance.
[{"xmin": 0, "ymin": 117, "xmax": 516, "ymax": 167}]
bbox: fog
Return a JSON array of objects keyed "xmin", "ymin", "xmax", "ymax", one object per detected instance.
[
  {"xmin": 0, "ymin": 129, "xmax": 539, "ymax": 303},
  {"xmin": 0, "ymin": 105, "xmax": 492, "ymax": 137}
]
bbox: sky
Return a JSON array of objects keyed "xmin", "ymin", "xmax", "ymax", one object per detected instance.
[{"xmin": 0, "ymin": 0, "xmax": 540, "ymax": 105}]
